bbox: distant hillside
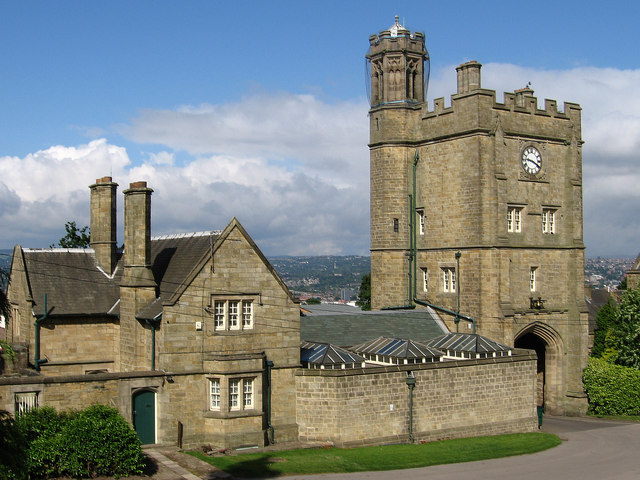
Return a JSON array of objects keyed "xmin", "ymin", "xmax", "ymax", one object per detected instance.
[
  {"xmin": 268, "ymin": 255, "xmax": 370, "ymax": 301},
  {"xmin": 1, "ymin": 249, "xmax": 633, "ymax": 298}
]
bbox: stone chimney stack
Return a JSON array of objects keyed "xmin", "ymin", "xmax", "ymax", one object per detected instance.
[
  {"xmin": 456, "ymin": 61, "xmax": 482, "ymax": 94},
  {"xmin": 121, "ymin": 181, "xmax": 156, "ymax": 288},
  {"xmin": 89, "ymin": 176, "xmax": 118, "ymax": 274}
]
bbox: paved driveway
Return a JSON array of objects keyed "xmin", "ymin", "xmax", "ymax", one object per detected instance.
[{"xmin": 282, "ymin": 416, "xmax": 640, "ymax": 480}]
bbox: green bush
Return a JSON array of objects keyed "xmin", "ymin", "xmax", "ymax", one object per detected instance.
[
  {"xmin": 16, "ymin": 406, "xmax": 70, "ymax": 443},
  {"xmin": 0, "ymin": 410, "xmax": 28, "ymax": 480},
  {"xmin": 16, "ymin": 404, "xmax": 145, "ymax": 479},
  {"xmin": 56, "ymin": 405, "xmax": 145, "ymax": 478},
  {"xmin": 583, "ymin": 357, "xmax": 640, "ymax": 415}
]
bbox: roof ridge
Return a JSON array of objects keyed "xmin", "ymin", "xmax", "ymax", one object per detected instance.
[
  {"xmin": 23, "ymin": 248, "xmax": 93, "ymax": 253},
  {"xmin": 151, "ymin": 231, "xmax": 222, "ymax": 241}
]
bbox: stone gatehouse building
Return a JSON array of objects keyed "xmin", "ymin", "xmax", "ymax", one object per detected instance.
[{"xmin": 367, "ymin": 17, "xmax": 588, "ymax": 415}]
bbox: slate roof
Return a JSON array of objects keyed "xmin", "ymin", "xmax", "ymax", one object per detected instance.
[
  {"xmin": 351, "ymin": 336, "xmax": 443, "ymax": 360},
  {"xmin": 300, "ymin": 341, "xmax": 365, "ymax": 367},
  {"xmin": 137, "ymin": 231, "xmax": 221, "ymax": 320},
  {"xmin": 302, "ymin": 303, "xmax": 362, "ymax": 316},
  {"xmin": 21, "ymin": 248, "xmax": 123, "ymax": 318},
  {"xmin": 426, "ymin": 333, "xmax": 511, "ymax": 354},
  {"xmin": 19, "ymin": 231, "xmax": 222, "ymax": 320},
  {"xmin": 300, "ymin": 308, "xmax": 447, "ymax": 347}
]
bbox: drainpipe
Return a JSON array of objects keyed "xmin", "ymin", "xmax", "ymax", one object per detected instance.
[
  {"xmin": 408, "ymin": 193, "xmax": 413, "ymax": 304},
  {"xmin": 34, "ymin": 294, "xmax": 50, "ymax": 371},
  {"xmin": 455, "ymin": 251, "xmax": 461, "ymax": 332},
  {"xmin": 405, "ymin": 372, "xmax": 416, "ymax": 443},
  {"xmin": 412, "ymin": 150, "xmax": 419, "ymax": 303},
  {"xmin": 266, "ymin": 359, "xmax": 274, "ymax": 444},
  {"xmin": 413, "ymin": 298, "xmax": 476, "ymax": 334}
]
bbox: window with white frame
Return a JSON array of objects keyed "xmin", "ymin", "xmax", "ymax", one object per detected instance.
[
  {"xmin": 229, "ymin": 379, "xmax": 240, "ymax": 410},
  {"xmin": 209, "ymin": 379, "xmax": 221, "ymax": 411},
  {"xmin": 243, "ymin": 379, "xmax": 254, "ymax": 409},
  {"xmin": 542, "ymin": 208, "xmax": 556, "ymax": 234},
  {"xmin": 15, "ymin": 392, "xmax": 38, "ymax": 414},
  {"xmin": 421, "ymin": 267, "xmax": 428, "ymax": 292},
  {"xmin": 507, "ymin": 206, "xmax": 523, "ymax": 233},
  {"xmin": 442, "ymin": 267, "xmax": 456, "ymax": 293},
  {"xmin": 214, "ymin": 300, "xmax": 226, "ymax": 330},
  {"xmin": 530, "ymin": 267, "xmax": 537, "ymax": 292},
  {"xmin": 242, "ymin": 301, "xmax": 253, "ymax": 329},
  {"xmin": 229, "ymin": 378, "xmax": 254, "ymax": 411},
  {"xmin": 212, "ymin": 299, "xmax": 254, "ymax": 331},
  {"xmin": 417, "ymin": 209, "xmax": 425, "ymax": 235},
  {"xmin": 228, "ymin": 301, "xmax": 239, "ymax": 330}
]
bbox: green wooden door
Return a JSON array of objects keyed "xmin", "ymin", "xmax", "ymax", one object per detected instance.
[{"xmin": 133, "ymin": 390, "xmax": 155, "ymax": 444}]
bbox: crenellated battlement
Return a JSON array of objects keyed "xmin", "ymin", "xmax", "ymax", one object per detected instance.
[
  {"xmin": 423, "ymin": 61, "xmax": 581, "ymax": 123},
  {"xmin": 425, "ymin": 90, "xmax": 580, "ymax": 120}
]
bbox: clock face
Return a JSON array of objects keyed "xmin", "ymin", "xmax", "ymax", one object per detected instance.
[{"xmin": 521, "ymin": 146, "xmax": 542, "ymax": 175}]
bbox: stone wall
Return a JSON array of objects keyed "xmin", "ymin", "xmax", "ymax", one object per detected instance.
[{"xmin": 296, "ymin": 351, "xmax": 537, "ymax": 447}]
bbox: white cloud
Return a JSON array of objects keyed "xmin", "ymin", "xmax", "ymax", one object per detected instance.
[{"xmin": 3, "ymin": 67, "xmax": 640, "ymax": 257}]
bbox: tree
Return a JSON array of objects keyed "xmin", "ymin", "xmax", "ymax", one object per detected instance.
[
  {"xmin": 591, "ymin": 299, "xmax": 618, "ymax": 359},
  {"xmin": 613, "ymin": 287, "xmax": 640, "ymax": 369},
  {"xmin": 52, "ymin": 221, "xmax": 90, "ymax": 248},
  {"xmin": 305, "ymin": 297, "xmax": 321, "ymax": 305},
  {"xmin": 618, "ymin": 277, "xmax": 628, "ymax": 290},
  {"xmin": 0, "ymin": 268, "xmax": 15, "ymax": 362},
  {"xmin": 357, "ymin": 273, "xmax": 371, "ymax": 311}
]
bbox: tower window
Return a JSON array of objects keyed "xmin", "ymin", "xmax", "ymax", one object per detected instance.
[
  {"xmin": 417, "ymin": 209, "xmax": 425, "ymax": 235},
  {"xmin": 442, "ymin": 267, "xmax": 456, "ymax": 293},
  {"xmin": 393, "ymin": 218, "xmax": 399, "ymax": 233},
  {"xmin": 530, "ymin": 267, "xmax": 537, "ymax": 292},
  {"xmin": 421, "ymin": 267, "xmax": 428, "ymax": 292},
  {"xmin": 542, "ymin": 208, "xmax": 556, "ymax": 234},
  {"xmin": 507, "ymin": 206, "xmax": 523, "ymax": 233}
]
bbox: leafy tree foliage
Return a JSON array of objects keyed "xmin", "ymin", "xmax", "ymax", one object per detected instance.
[
  {"xmin": 357, "ymin": 273, "xmax": 371, "ymax": 311},
  {"xmin": 51, "ymin": 221, "xmax": 90, "ymax": 248},
  {"xmin": 618, "ymin": 276, "xmax": 628, "ymax": 290},
  {"xmin": 305, "ymin": 297, "xmax": 321, "ymax": 305},
  {"xmin": 0, "ymin": 268, "xmax": 15, "ymax": 363},
  {"xmin": 591, "ymin": 299, "xmax": 618, "ymax": 359},
  {"xmin": 613, "ymin": 287, "xmax": 640, "ymax": 369}
]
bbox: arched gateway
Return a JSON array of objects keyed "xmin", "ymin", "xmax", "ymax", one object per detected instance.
[{"xmin": 514, "ymin": 322, "xmax": 564, "ymax": 415}]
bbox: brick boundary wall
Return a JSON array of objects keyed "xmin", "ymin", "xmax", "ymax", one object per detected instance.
[{"xmin": 296, "ymin": 349, "xmax": 538, "ymax": 446}]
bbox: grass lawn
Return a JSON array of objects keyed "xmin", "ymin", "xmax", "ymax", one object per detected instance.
[{"xmin": 188, "ymin": 432, "xmax": 561, "ymax": 478}]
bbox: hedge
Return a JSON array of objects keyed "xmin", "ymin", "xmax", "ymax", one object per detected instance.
[{"xmin": 583, "ymin": 357, "xmax": 640, "ymax": 415}]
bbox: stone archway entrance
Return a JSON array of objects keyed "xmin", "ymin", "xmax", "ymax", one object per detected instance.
[{"xmin": 514, "ymin": 322, "xmax": 564, "ymax": 415}]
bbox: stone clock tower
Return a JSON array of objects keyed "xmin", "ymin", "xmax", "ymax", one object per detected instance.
[{"xmin": 367, "ymin": 18, "xmax": 588, "ymax": 415}]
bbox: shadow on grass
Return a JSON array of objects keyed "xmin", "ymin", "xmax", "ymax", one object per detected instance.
[{"xmin": 213, "ymin": 454, "xmax": 283, "ymax": 478}]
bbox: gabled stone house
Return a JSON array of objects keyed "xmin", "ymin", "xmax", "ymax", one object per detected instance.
[{"xmin": 4, "ymin": 176, "xmax": 300, "ymax": 447}]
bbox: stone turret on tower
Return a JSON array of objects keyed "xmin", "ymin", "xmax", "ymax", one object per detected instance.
[{"xmin": 367, "ymin": 16, "xmax": 428, "ymax": 106}]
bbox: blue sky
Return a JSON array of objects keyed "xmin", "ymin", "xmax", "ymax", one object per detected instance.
[{"xmin": 2, "ymin": 1, "xmax": 640, "ymax": 257}]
